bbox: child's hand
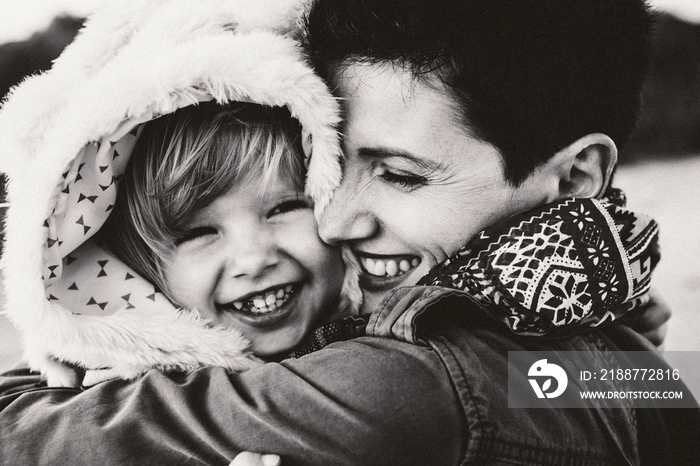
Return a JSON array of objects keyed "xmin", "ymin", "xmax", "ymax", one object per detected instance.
[
  {"xmin": 230, "ymin": 452, "xmax": 281, "ymax": 466},
  {"xmin": 630, "ymin": 289, "xmax": 671, "ymax": 348}
]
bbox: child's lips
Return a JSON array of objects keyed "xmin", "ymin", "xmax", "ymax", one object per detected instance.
[
  {"xmin": 230, "ymin": 284, "xmax": 296, "ymax": 315},
  {"xmin": 217, "ymin": 283, "xmax": 300, "ymax": 328}
]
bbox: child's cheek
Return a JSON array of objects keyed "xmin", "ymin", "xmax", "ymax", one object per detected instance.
[
  {"xmin": 287, "ymin": 215, "xmax": 345, "ymax": 292},
  {"xmin": 278, "ymin": 214, "xmax": 333, "ymax": 263},
  {"xmin": 164, "ymin": 249, "xmax": 220, "ymax": 315}
]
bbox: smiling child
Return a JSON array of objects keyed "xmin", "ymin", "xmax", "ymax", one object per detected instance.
[
  {"xmin": 0, "ymin": 0, "xmax": 358, "ymax": 386},
  {"xmin": 102, "ymin": 101, "xmax": 346, "ymax": 358}
]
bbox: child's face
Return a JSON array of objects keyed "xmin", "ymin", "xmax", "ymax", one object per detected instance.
[{"xmin": 163, "ymin": 172, "xmax": 345, "ymax": 357}]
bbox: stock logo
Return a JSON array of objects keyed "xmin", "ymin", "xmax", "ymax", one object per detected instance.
[{"xmin": 528, "ymin": 359, "xmax": 568, "ymax": 399}]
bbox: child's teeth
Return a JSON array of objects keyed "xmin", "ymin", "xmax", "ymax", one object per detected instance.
[
  {"xmin": 399, "ymin": 260, "xmax": 411, "ymax": 272},
  {"xmin": 230, "ymin": 285, "xmax": 296, "ymax": 314},
  {"xmin": 411, "ymin": 258, "xmax": 420, "ymax": 267}
]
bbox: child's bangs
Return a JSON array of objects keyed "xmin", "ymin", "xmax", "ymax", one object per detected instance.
[
  {"xmin": 237, "ymin": 119, "xmax": 307, "ymax": 198},
  {"xmin": 157, "ymin": 102, "xmax": 306, "ymax": 234}
]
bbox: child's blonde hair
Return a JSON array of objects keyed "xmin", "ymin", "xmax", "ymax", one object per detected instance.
[{"xmin": 101, "ymin": 101, "xmax": 306, "ymax": 298}]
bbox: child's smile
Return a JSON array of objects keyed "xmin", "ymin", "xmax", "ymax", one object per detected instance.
[
  {"xmin": 216, "ymin": 283, "xmax": 299, "ymax": 327},
  {"xmin": 225, "ymin": 283, "xmax": 296, "ymax": 314}
]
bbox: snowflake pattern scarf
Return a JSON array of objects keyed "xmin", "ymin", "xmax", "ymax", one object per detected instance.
[{"xmin": 418, "ymin": 190, "xmax": 659, "ymax": 335}]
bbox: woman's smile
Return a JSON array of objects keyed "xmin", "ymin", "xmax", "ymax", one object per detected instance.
[{"xmin": 356, "ymin": 252, "xmax": 421, "ymax": 278}]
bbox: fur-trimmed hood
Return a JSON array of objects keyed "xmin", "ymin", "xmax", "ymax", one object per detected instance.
[{"xmin": 0, "ymin": 0, "xmax": 357, "ymax": 386}]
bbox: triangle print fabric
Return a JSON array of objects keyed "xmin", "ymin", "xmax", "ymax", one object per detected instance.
[
  {"xmin": 45, "ymin": 240, "xmax": 170, "ymax": 316},
  {"xmin": 43, "ymin": 116, "xmax": 169, "ymax": 317}
]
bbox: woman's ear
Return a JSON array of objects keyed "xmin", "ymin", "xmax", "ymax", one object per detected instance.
[{"xmin": 546, "ymin": 133, "xmax": 618, "ymax": 200}]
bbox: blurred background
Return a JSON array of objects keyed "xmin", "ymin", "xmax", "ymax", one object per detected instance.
[{"xmin": 0, "ymin": 1, "xmax": 699, "ymax": 372}]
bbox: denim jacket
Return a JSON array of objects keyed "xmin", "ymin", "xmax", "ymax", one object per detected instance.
[
  {"xmin": 2, "ymin": 284, "xmax": 697, "ymax": 465},
  {"xmin": 368, "ymin": 285, "xmax": 700, "ymax": 465}
]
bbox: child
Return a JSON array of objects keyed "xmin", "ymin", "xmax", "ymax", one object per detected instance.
[
  {"xmin": 0, "ymin": 0, "xmax": 358, "ymax": 386},
  {"xmin": 100, "ymin": 100, "xmax": 346, "ymax": 358}
]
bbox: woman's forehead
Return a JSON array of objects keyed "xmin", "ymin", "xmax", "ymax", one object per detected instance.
[{"xmin": 331, "ymin": 62, "xmax": 496, "ymax": 172}]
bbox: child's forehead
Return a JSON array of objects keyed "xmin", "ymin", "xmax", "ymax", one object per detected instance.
[
  {"xmin": 238, "ymin": 162, "xmax": 305, "ymax": 195},
  {"xmin": 193, "ymin": 173, "xmax": 306, "ymax": 217}
]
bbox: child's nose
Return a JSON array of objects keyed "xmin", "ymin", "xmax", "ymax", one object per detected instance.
[{"xmin": 225, "ymin": 231, "xmax": 280, "ymax": 279}]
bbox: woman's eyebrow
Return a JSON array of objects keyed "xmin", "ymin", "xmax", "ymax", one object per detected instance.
[{"xmin": 356, "ymin": 147, "xmax": 445, "ymax": 172}]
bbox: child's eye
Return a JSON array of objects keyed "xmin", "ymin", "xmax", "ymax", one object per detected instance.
[
  {"xmin": 267, "ymin": 199, "xmax": 311, "ymax": 218},
  {"xmin": 376, "ymin": 166, "xmax": 427, "ymax": 190},
  {"xmin": 174, "ymin": 226, "xmax": 217, "ymax": 246}
]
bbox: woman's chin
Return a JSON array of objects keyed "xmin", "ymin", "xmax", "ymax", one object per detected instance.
[
  {"xmin": 357, "ymin": 272, "xmax": 413, "ymax": 314},
  {"xmin": 357, "ymin": 258, "xmax": 439, "ymax": 313}
]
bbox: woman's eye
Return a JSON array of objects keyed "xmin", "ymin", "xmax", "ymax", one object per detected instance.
[
  {"xmin": 268, "ymin": 199, "xmax": 311, "ymax": 218},
  {"xmin": 377, "ymin": 168, "xmax": 427, "ymax": 190},
  {"xmin": 174, "ymin": 226, "xmax": 217, "ymax": 246}
]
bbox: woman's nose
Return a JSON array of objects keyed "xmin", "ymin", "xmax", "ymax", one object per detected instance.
[
  {"xmin": 317, "ymin": 180, "xmax": 377, "ymax": 245},
  {"xmin": 225, "ymin": 230, "xmax": 279, "ymax": 279}
]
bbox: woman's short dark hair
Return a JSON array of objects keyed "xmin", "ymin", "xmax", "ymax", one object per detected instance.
[{"xmin": 304, "ymin": 0, "xmax": 653, "ymax": 186}]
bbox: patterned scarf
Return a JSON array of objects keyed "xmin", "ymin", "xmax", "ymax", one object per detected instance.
[
  {"xmin": 289, "ymin": 190, "xmax": 659, "ymax": 357},
  {"xmin": 419, "ymin": 190, "xmax": 659, "ymax": 335}
]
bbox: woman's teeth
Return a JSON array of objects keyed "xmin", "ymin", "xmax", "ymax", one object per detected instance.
[
  {"xmin": 360, "ymin": 257, "xmax": 420, "ymax": 277},
  {"xmin": 231, "ymin": 285, "xmax": 294, "ymax": 314}
]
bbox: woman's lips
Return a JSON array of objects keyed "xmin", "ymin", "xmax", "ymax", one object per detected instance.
[
  {"xmin": 357, "ymin": 254, "xmax": 420, "ymax": 278},
  {"xmin": 355, "ymin": 253, "xmax": 422, "ymax": 291}
]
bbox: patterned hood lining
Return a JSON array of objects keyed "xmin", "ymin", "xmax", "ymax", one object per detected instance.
[{"xmin": 43, "ymin": 114, "xmax": 161, "ymax": 316}]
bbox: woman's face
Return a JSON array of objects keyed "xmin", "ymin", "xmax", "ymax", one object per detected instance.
[{"xmin": 318, "ymin": 63, "xmax": 553, "ymax": 314}]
